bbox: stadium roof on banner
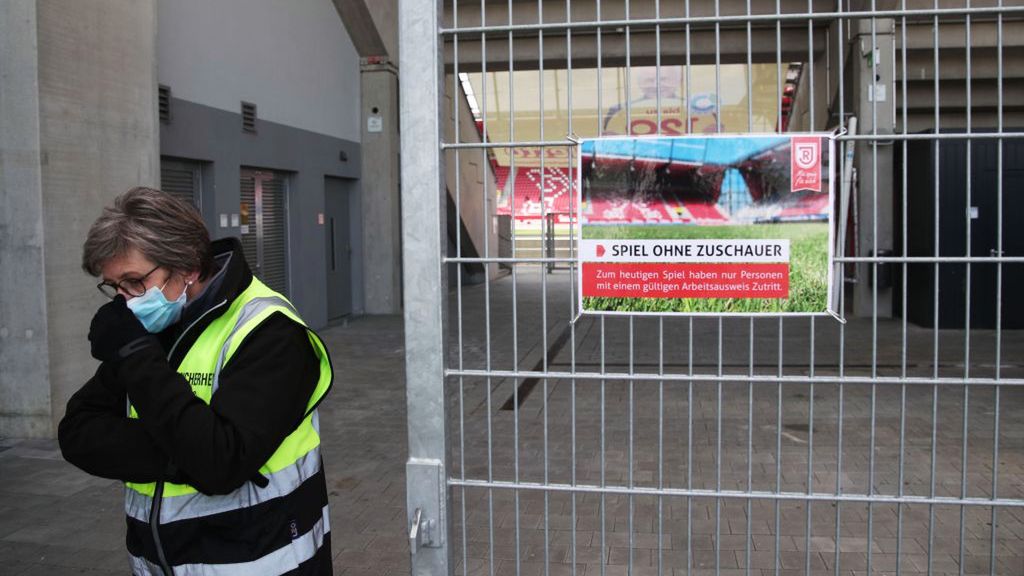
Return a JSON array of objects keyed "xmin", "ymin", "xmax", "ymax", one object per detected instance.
[{"xmin": 581, "ymin": 136, "xmax": 789, "ymax": 168}]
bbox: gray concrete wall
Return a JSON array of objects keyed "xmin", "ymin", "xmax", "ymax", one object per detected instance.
[
  {"xmin": 38, "ymin": 0, "xmax": 160, "ymax": 436},
  {"xmin": 0, "ymin": 0, "xmax": 51, "ymax": 438},
  {"xmin": 0, "ymin": 0, "xmax": 159, "ymax": 438},
  {"xmin": 787, "ymin": 50, "xmax": 833, "ymax": 132},
  {"xmin": 444, "ymin": 75, "xmax": 499, "ymax": 279},
  {"xmin": 359, "ymin": 65, "xmax": 403, "ymax": 313},
  {"xmin": 852, "ymin": 19, "xmax": 896, "ymax": 318},
  {"xmin": 157, "ymin": 0, "xmax": 361, "ymax": 142},
  {"xmin": 160, "ymin": 98, "xmax": 363, "ymax": 326}
]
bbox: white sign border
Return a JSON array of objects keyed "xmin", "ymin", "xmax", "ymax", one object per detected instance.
[{"xmin": 574, "ymin": 132, "xmax": 838, "ymax": 318}]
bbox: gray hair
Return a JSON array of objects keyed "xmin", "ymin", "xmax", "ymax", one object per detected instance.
[{"xmin": 82, "ymin": 187, "xmax": 214, "ymax": 279}]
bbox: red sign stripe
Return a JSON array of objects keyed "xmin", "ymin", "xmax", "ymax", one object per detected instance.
[{"xmin": 582, "ymin": 263, "xmax": 790, "ymax": 299}]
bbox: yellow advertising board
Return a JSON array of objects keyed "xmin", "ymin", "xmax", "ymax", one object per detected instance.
[{"xmin": 466, "ymin": 64, "xmax": 785, "ymax": 168}]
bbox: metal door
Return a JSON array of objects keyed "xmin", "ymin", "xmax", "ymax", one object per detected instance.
[
  {"xmin": 161, "ymin": 157, "xmax": 202, "ymax": 210},
  {"xmin": 240, "ymin": 168, "xmax": 289, "ymax": 296},
  {"xmin": 325, "ymin": 176, "xmax": 353, "ymax": 320},
  {"xmin": 400, "ymin": 2, "xmax": 1024, "ymax": 576}
]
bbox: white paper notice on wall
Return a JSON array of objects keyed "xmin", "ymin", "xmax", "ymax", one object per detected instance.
[
  {"xmin": 867, "ymin": 84, "xmax": 887, "ymax": 102},
  {"xmin": 367, "ymin": 115, "xmax": 383, "ymax": 133},
  {"xmin": 318, "ymin": 213, "xmax": 325, "ymax": 225},
  {"xmin": 240, "ymin": 225, "xmax": 249, "ymax": 235},
  {"xmin": 220, "ymin": 214, "xmax": 229, "ymax": 228}
]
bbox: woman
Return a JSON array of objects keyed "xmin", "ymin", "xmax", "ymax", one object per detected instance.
[{"xmin": 59, "ymin": 187, "xmax": 334, "ymax": 575}]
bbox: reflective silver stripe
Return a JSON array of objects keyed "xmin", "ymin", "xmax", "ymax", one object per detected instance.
[
  {"xmin": 212, "ymin": 296, "xmax": 298, "ymax": 394},
  {"xmin": 128, "ymin": 505, "xmax": 330, "ymax": 576},
  {"xmin": 125, "ymin": 486, "xmax": 152, "ymax": 524},
  {"xmin": 125, "ymin": 444, "xmax": 322, "ymax": 524},
  {"xmin": 129, "ymin": 552, "xmax": 161, "ymax": 575}
]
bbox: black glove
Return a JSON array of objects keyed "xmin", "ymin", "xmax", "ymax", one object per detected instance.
[
  {"xmin": 164, "ymin": 459, "xmax": 269, "ymax": 494},
  {"xmin": 88, "ymin": 295, "xmax": 159, "ymax": 363}
]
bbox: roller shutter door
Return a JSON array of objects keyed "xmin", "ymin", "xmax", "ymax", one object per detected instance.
[
  {"xmin": 160, "ymin": 158, "xmax": 201, "ymax": 210},
  {"xmin": 259, "ymin": 174, "xmax": 288, "ymax": 295},
  {"xmin": 239, "ymin": 168, "xmax": 289, "ymax": 296},
  {"xmin": 239, "ymin": 172, "xmax": 259, "ymax": 278}
]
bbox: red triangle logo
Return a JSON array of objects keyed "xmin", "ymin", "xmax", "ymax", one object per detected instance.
[{"xmin": 596, "ymin": 244, "xmax": 606, "ymax": 257}]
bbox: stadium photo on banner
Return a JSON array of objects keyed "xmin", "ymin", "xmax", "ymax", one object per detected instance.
[{"xmin": 577, "ymin": 134, "xmax": 836, "ymax": 315}]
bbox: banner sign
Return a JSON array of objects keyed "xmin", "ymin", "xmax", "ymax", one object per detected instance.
[
  {"xmin": 577, "ymin": 133, "xmax": 836, "ymax": 316},
  {"xmin": 468, "ymin": 64, "xmax": 786, "ymax": 168}
]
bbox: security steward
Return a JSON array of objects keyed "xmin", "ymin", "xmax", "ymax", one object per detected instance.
[{"xmin": 59, "ymin": 187, "xmax": 334, "ymax": 575}]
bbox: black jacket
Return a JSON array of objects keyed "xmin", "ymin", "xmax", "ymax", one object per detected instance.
[{"xmin": 58, "ymin": 238, "xmax": 321, "ymax": 496}]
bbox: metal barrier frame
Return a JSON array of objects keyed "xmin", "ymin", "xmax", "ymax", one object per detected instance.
[{"xmin": 401, "ymin": 1, "xmax": 1024, "ymax": 575}]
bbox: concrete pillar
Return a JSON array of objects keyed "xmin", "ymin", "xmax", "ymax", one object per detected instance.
[
  {"xmin": 0, "ymin": 0, "xmax": 158, "ymax": 438},
  {"xmin": 0, "ymin": 0, "xmax": 51, "ymax": 438},
  {"xmin": 334, "ymin": 0, "xmax": 402, "ymax": 314},
  {"xmin": 852, "ymin": 18, "xmax": 895, "ymax": 318},
  {"xmin": 361, "ymin": 61, "xmax": 403, "ymax": 313}
]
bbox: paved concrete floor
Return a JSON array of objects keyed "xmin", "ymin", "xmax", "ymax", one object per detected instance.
[
  {"xmin": 1, "ymin": 270, "xmax": 1022, "ymax": 575},
  {"xmin": 446, "ymin": 270, "xmax": 1024, "ymax": 576}
]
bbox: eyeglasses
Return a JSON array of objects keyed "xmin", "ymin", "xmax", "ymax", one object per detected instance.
[{"xmin": 97, "ymin": 264, "xmax": 162, "ymax": 299}]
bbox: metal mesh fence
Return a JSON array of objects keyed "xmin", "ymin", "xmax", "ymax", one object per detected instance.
[{"xmin": 401, "ymin": 1, "xmax": 1024, "ymax": 575}]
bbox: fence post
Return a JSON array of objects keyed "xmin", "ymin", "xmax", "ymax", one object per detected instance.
[{"xmin": 399, "ymin": 0, "xmax": 451, "ymax": 574}]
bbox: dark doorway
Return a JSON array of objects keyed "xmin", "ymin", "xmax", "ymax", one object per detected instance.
[
  {"xmin": 901, "ymin": 133, "xmax": 1024, "ymax": 328},
  {"xmin": 325, "ymin": 176, "xmax": 353, "ymax": 320}
]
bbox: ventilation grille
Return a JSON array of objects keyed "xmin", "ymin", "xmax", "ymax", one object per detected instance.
[
  {"xmin": 158, "ymin": 85, "xmax": 171, "ymax": 123},
  {"xmin": 241, "ymin": 101, "xmax": 257, "ymax": 133}
]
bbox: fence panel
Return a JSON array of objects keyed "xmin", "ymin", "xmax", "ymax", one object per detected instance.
[{"xmin": 401, "ymin": 1, "xmax": 1024, "ymax": 575}]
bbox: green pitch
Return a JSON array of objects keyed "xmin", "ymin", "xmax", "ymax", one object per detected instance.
[{"xmin": 582, "ymin": 222, "xmax": 830, "ymax": 313}]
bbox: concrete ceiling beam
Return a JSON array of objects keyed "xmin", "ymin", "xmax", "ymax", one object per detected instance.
[
  {"xmin": 446, "ymin": 0, "xmax": 854, "ymax": 28},
  {"xmin": 332, "ymin": 0, "xmax": 397, "ymax": 61},
  {"xmin": 443, "ymin": 26, "xmax": 828, "ymax": 72}
]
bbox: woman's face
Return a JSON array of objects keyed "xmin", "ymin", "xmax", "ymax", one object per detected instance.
[{"xmin": 99, "ymin": 248, "xmax": 189, "ymax": 302}]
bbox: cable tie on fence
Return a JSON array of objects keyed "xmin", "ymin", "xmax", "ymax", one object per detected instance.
[
  {"xmin": 827, "ymin": 308, "xmax": 847, "ymax": 325},
  {"xmin": 566, "ymin": 132, "xmax": 582, "ymax": 145},
  {"xmin": 570, "ymin": 309, "xmax": 584, "ymax": 325}
]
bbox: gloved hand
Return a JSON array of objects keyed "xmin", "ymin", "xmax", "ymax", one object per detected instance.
[{"xmin": 88, "ymin": 295, "xmax": 158, "ymax": 363}]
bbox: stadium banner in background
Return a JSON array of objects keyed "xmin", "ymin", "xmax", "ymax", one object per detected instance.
[
  {"xmin": 466, "ymin": 64, "xmax": 786, "ymax": 168},
  {"xmin": 576, "ymin": 133, "xmax": 837, "ymax": 316}
]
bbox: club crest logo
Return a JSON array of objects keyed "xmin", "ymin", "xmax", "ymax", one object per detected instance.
[
  {"xmin": 791, "ymin": 136, "xmax": 822, "ymax": 193},
  {"xmin": 795, "ymin": 141, "xmax": 818, "ymax": 169}
]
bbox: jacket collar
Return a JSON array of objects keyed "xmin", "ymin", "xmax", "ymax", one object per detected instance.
[
  {"xmin": 188, "ymin": 238, "xmax": 252, "ymax": 319},
  {"xmin": 162, "ymin": 237, "xmax": 254, "ymax": 366}
]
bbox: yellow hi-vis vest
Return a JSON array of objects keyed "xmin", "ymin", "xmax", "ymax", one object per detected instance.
[{"xmin": 123, "ymin": 278, "xmax": 333, "ymax": 575}]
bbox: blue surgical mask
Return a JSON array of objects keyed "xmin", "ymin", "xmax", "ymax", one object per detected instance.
[{"xmin": 127, "ymin": 280, "xmax": 189, "ymax": 333}]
